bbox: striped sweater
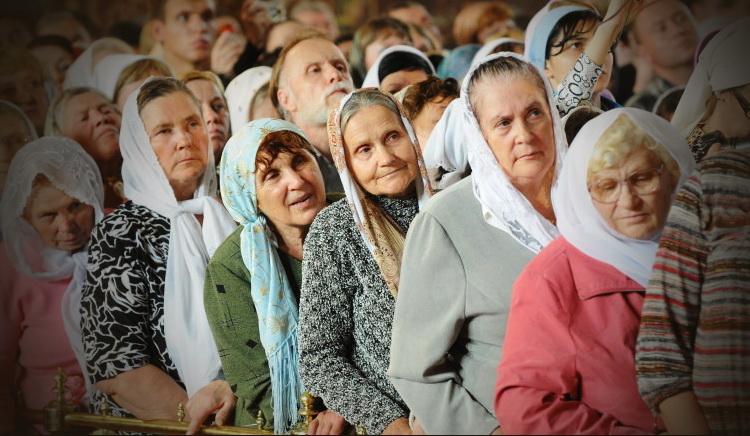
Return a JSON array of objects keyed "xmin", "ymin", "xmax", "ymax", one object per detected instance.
[{"xmin": 635, "ymin": 150, "xmax": 750, "ymax": 435}]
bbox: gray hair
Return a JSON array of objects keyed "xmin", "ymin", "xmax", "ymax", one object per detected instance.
[
  {"xmin": 45, "ymin": 87, "xmax": 118, "ymax": 137},
  {"xmin": 340, "ymin": 89, "xmax": 404, "ymax": 135},
  {"xmin": 466, "ymin": 55, "xmax": 546, "ymax": 117}
]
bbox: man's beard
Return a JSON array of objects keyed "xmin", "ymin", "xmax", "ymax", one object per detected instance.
[{"xmin": 295, "ymin": 81, "xmax": 352, "ymax": 126}]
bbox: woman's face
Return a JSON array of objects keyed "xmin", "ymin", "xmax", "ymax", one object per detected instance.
[
  {"xmin": 545, "ymin": 19, "xmax": 613, "ymax": 93},
  {"xmin": 185, "ymin": 79, "xmax": 230, "ymax": 161},
  {"xmin": 473, "ymin": 75, "xmax": 556, "ymax": 188},
  {"xmin": 24, "ymin": 183, "xmax": 95, "ymax": 252},
  {"xmin": 141, "ymin": 91, "xmax": 209, "ymax": 201},
  {"xmin": 380, "ymin": 69, "xmax": 428, "ymax": 94},
  {"xmin": 255, "ymin": 148, "xmax": 327, "ymax": 231},
  {"xmin": 0, "ymin": 111, "xmax": 34, "ymax": 197},
  {"xmin": 364, "ymin": 32, "xmax": 410, "ymax": 71},
  {"xmin": 588, "ymin": 146, "xmax": 675, "ymax": 240},
  {"xmin": 343, "ymin": 104, "xmax": 419, "ymax": 198},
  {"xmin": 60, "ymin": 92, "xmax": 122, "ymax": 167},
  {"xmin": 411, "ymin": 95, "xmax": 455, "ymax": 150}
]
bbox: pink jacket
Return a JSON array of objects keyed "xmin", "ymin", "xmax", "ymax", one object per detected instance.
[
  {"xmin": 0, "ymin": 245, "xmax": 86, "ymax": 433},
  {"xmin": 494, "ymin": 237, "xmax": 662, "ymax": 435}
]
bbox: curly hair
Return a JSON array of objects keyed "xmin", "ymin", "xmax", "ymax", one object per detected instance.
[{"xmin": 401, "ymin": 76, "xmax": 459, "ymax": 120}]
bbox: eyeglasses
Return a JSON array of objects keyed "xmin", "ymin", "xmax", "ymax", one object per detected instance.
[
  {"xmin": 731, "ymin": 88, "xmax": 750, "ymax": 120},
  {"xmin": 589, "ymin": 165, "xmax": 664, "ymax": 204}
]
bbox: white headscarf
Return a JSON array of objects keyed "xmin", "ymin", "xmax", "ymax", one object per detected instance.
[
  {"xmin": 120, "ymin": 78, "xmax": 237, "ymax": 395},
  {"xmin": 63, "ymin": 38, "xmax": 134, "ymax": 90},
  {"xmin": 554, "ymin": 108, "xmax": 696, "ymax": 287},
  {"xmin": 461, "ymin": 52, "xmax": 567, "ymax": 253},
  {"xmin": 224, "ymin": 66, "xmax": 272, "ymax": 134},
  {"xmin": 361, "ymin": 45, "xmax": 436, "ymax": 89},
  {"xmin": 471, "ymin": 37, "xmax": 524, "ymax": 68},
  {"xmin": 1, "ymin": 137, "xmax": 104, "ymax": 404},
  {"xmin": 422, "ymin": 98, "xmax": 469, "ymax": 189},
  {"xmin": 93, "ymin": 54, "xmax": 149, "ymax": 99},
  {"xmin": 671, "ymin": 17, "xmax": 750, "ymax": 138}
]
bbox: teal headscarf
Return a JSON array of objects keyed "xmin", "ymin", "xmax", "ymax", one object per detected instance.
[{"xmin": 219, "ymin": 118, "xmax": 308, "ymax": 434}]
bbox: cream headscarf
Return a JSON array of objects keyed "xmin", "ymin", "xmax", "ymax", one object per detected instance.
[
  {"xmin": 224, "ymin": 66, "xmax": 272, "ymax": 134},
  {"xmin": 554, "ymin": 108, "xmax": 696, "ymax": 287},
  {"xmin": 1, "ymin": 137, "xmax": 104, "ymax": 405},
  {"xmin": 327, "ymin": 88, "xmax": 434, "ymax": 297},
  {"xmin": 461, "ymin": 52, "xmax": 567, "ymax": 253},
  {"xmin": 120, "ymin": 78, "xmax": 237, "ymax": 395},
  {"xmin": 671, "ymin": 17, "xmax": 750, "ymax": 139}
]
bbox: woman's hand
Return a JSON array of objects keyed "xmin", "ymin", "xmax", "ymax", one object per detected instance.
[
  {"xmin": 382, "ymin": 417, "xmax": 411, "ymax": 435},
  {"xmin": 185, "ymin": 380, "xmax": 237, "ymax": 435},
  {"xmin": 308, "ymin": 410, "xmax": 352, "ymax": 435}
]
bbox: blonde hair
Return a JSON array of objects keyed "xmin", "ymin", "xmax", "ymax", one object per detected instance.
[
  {"xmin": 589, "ymin": 114, "xmax": 680, "ymax": 187},
  {"xmin": 112, "ymin": 58, "xmax": 173, "ymax": 105}
]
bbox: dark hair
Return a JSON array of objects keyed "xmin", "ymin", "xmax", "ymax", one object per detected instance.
[
  {"xmin": 401, "ymin": 76, "xmax": 459, "ymax": 119},
  {"xmin": 378, "ymin": 51, "xmax": 434, "ymax": 82},
  {"xmin": 546, "ymin": 9, "xmax": 601, "ymax": 59},
  {"xmin": 563, "ymin": 106, "xmax": 601, "ymax": 144},
  {"xmin": 256, "ymin": 130, "xmax": 315, "ymax": 171},
  {"xmin": 136, "ymin": 76, "xmax": 200, "ymax": 116},
  {"xmin": 27, "ymin": 34, "xmax": 74, "ymax": 55}
]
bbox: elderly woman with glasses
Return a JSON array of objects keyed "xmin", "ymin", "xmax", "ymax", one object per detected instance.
[{"xmin": 494, "ymin": 108, "xmax": 695, "ymax": 434}]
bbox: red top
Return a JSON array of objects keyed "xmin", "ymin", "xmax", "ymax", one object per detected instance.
[{"xmin": 494, "ymin": 236, "xmax": 663, "ymax": 435}]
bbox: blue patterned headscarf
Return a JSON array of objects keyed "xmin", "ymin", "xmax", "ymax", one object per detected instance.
[{"xmin": 219, "ymin": 118, "xmax": 309, "ymax": 434}]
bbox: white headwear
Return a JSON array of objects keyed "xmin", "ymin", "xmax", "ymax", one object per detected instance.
[
  {"xmin": 1, "ymin": 136, "xmax": 104, "ymax": 405},
  {"xmin": 120, "ymin": 78, "xmax": 237, "ymax": 395},
  {"xmin": 671, "ymin": 17, "xmax": 750, "ymax": 138},
  {"xmin": 93, "ymin": 54, "xmax": 149, "ymax": 99},
  {"xmin": 422, "ymin": 98, "xmax": 469, "ymax": 189},
  {"xmin": 461, "ymin": 52, "xmax": 567, "ymax": 253},
  {"xmin": 63, "ymin": 38, "xmax": 134, "ymax": 90},
  {"xmin": 471, "ymin": 37, "xmax": 524, "ymax": 68},
  {"xmin": 361, "ymin": 45, "xmax": 436, "ymax": 89},
  {"xmin": 224, "ymin": 66, "xmax": 272, "ymax": 133},
  {"xmin": 554, "ymin": 108, "xmax": 696, "ymax": 287}
]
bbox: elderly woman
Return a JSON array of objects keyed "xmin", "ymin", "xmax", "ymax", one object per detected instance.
[
  {"xmin": 387, "ymin": 52, "xmax": 566, "ymax": 435},
  {"xmin": 182, "ymin": 71, "xmax": 231, "ymax": 162},
  {"xmin": 298, "ymin": 88, "xmax": 433, "ymax": 435},
  {"xmin": 1, "ymin": 138, "xmax": 104, "ymax": 433},
  {"xmin": 45, "ymin": 87, "xmax": 123, "ymax": 210},
  {"xmin": 204, "ymin": 119, "xmax": 346, "ymax": 433},
  {"xmin": 636, "ymin": 18, "xmax": 750, "ymax": 435},
  {"xmin": 361, "ymin": 45, "xmax": 436, "ymax": 94},
  {"xmin": 80, "ymin": 77, "xmax": 236, "ymax": 426},
  {"xmin": 525, "ymin": 0, "xmax": 639, "ymax": 116},
  {"xmin": 494, "ymin": 108, "xmax": 695, "ymax": 434}
]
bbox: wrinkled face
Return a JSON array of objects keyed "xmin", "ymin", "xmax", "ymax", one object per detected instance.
[
  {"xmin": 155, "ymin": 0, "xmax": 215, "ymax": 64},
  {"xmin": 588, "ymin": 146, "xmax": 675, "ymax": 240},
  {"xmin": 295, "ymin": 9, "xmax": 340, "ymax": 41},
  {"xmin": 0, "ymin": 68, "xmax": 49, "ymax": 134},
  {"xmin": 411, "ymin": 95, "xmax": 455, "ymax": 150},
  {"xmin": 255, "ymin": 148, "xmax": 327, "ymax": 231},
  {"xmin": 24, "ymin": 183, "xmax": 95, "ymax": 252},
  {"xmin": 545, "ymin": 18, "xmax": 613, "ymax": 93},
  {"xmin": 30, "ymin": 45, "xmax": 73, "ymax": 91},
  {"xmin": 633, "ymin": 0, "xmax": 698, "ymax": 70},
  {"xmin": 473, "ymin": 75, "xmax": 556, "ymax": 187},
  {"xmin": 0, "ymin": 111, "xmax": 34, "ymax": 198},
  {"xmin": 141, "ymin": 91, "xmax": 209, "ymax": 200},
  {"xmin": 60, "ymin": 92, "xmax": 122, "ymax": 166},
  {"xmin": 364, "ymin": 32, "xmax": 411, "ymax": 71},
  {"xmin": 185, "ymin": 79, "xmax": 230, "ymax": 160},
  {"xmin": 279, "ymin": 38, "xmax": 353, "ymax": 126},
  {"xmin": 343, "ymin": 104, "xmax": 419, "ymax": 198},
  {"xmin": 380, "ymin": 69, "xmax": 428, "ymax": 94}
]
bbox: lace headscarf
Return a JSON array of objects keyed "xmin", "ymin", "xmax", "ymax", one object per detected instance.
[
  {"xmin": 120, "ymin": 78, "xmax": 237, "ymax": 395},
  {"xmin": 328, "ymin": 88, "xmax": 434, "ymax": 297},
  {"xmin": 219, "ymin": 118, "xmax": 309, "ymax": 433},
  {"xmin": 461, "ymin": 52, "xmax": 566, "ymax": 253},
  {"xmin": 554, "ymin": 108, "xmax": 696, "ymax": 286},
  {"xmin": 224, "ymin": 66, "xmax": 272, "ymax": 134},
  {"xmin": 1, "ymin": 136, "xmax": 104, "ymax": 403}
]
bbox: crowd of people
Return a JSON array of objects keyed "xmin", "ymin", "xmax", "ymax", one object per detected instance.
[{"xmin": 1, "ymin": 0, "xmax": 748, "ymax": 434}]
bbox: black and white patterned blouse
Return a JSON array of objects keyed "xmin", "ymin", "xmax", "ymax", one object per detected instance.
[
  {"xmin": 81, "ymin": 201, "xmax": 182, "ymax": 417},
  {"xmin": 298, "ymin": 195, "xmax": 417, "ymax": 434}
]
